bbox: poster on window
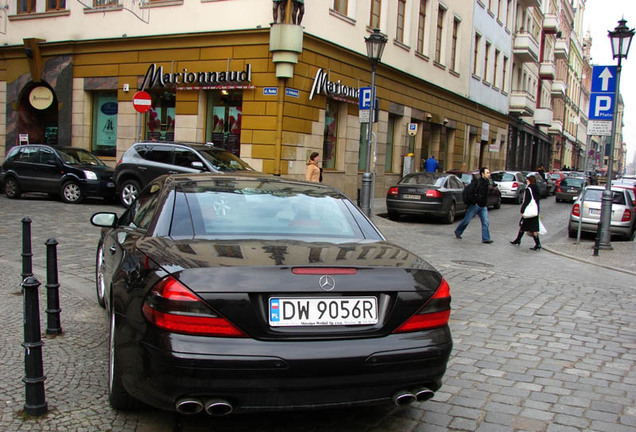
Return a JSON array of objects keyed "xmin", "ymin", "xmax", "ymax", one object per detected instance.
[{"xmin": 94, "ymin": 95, "xmax": 118, "ymax": 154}]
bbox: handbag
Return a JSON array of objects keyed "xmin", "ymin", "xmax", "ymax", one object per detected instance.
[
  {"xmin": 539, "ymin": 219, "xmax": 547, "ymax": 235},
  {"xmin": 522, "ymin": 188, "xmax": 538, "ymax": 218}
]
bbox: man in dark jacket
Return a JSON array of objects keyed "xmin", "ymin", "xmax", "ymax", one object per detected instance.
[{"xmin": 454, "ymin": 167, "xmax": 493, "ymax": 243}]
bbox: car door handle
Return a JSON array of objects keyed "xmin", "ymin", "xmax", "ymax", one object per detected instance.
[{"xmin": 109, "ymin": 246, "xmax": 117, "ymax": 255}]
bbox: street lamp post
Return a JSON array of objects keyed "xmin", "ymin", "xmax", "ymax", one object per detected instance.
[
  {"xmin": 360, "ymin": 28, "xmax": 387, "ymax": 217},
  {"xmin": 599, "ymin": 19, "xmax": 634, "ymax": 249}
]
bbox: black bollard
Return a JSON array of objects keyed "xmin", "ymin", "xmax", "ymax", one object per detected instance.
[
  {"xmin": 593, "ymin": 221, "xmax": 601, "ymax": 256},
  {"xmin": 45, "ymin": 239, "xmax": 62, "ymax": 335},
  {"xmin": 22, "ymin": 276, "xmax": 48, "ymax": 416},
  {"xmin": 21, "ymin": 217, "xmax": 33, "ymax": 282}
]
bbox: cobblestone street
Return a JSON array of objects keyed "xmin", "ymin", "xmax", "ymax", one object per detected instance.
[{"xmin": 0, "ymin": 194, "xmax": 634, "ymax": 431}]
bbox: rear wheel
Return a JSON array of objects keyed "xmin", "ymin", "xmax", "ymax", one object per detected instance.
[
  {"xmin": 108, "ymin": 312, "xmax": 141, "ymax": 410},
  {"xmin": 61, "ymin": 180, "xmax": 83, "ymax": 204},
  {"xmin": 443, "ymin": 202, "xmax": 456, "ymax": 224},
  {"xmin": 568, "ymin": 230, "xmax": 577, "ymax": 238},
  {"xmin": 5, "ymin": 177, "xmax": 22, "ymax": 199},
  {"xmin": 516, "ymin": 192, "xmax": 523, "ymax": 204},
  {"xmin": 493, "ymin": 197, "xmax": 501, "ymax": 209},
  {"xmin": 387, "ymin": 211, "xmax": 400, "ymax": 221},
  {"xmin": 119, "ymin": 180, "xmax": 141, "ymax": 207}
]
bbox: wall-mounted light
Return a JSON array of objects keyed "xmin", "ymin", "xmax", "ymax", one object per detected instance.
[{"xmin": 123, "ymin": 84, "xmax": 130, "ymax": 92}]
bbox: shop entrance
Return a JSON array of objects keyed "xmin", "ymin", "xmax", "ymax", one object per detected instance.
[
  {"xmin": 206, "ymin": 90, "xmax": 243, "ymax": 156},
  {"xmin": 17, "ymin": 82, "xmax": 58, "ymax": 146}
]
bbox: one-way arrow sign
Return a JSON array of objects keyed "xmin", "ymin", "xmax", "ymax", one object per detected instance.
[{"xmin": 591, "ymin": 65, "xmax": 617, "ymax": 93}]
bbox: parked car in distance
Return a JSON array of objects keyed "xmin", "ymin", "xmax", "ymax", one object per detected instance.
[
  {"xmin": 522, "ymin": 172, "xmax": 549, "ymax": 198},
  {"xmin": 491, "ymin": 171, "xmax": 527, "ymax": 204},
  {"xmin": 114, "ymin": 141, "xmax": 256, "ymax": 207},
  {"xmin": 1, "ymin": 144, "xmax": 116, "ymax": 203},
  {"xmin": 444, "ymin": 169, "xmax": 502, "ymax": 209},
  {"xmin": 611, "ymin": 178, "xmax": 636, "ymax": 195},
  {"xmin": 548, "ymin": 171, "xmax": 566, "ymax": 189},
  {"xmin": 90, "ymin": 173, "xmax": 453, "ymax": 414},
  {"xmin": 569, "ymin": 186, "xmax": 635, "ymax": 240},
  {"xmin": 555, "ymin": 177, "xmax": 586, "ymax": 203},
  {"xmin": 386, "ymin": 172, "xmax": 467, "ymax": 223}
]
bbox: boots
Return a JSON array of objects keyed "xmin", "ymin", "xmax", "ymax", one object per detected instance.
[
  {"xmin": 530, "ymin": 235, "xmax": 541, "ymax": 251},
  {"xmin": 510, "ymin": 230, "xmax": 523, "ymax": 245}
]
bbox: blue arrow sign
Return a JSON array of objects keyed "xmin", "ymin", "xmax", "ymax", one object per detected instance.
[{"xmin": 591, "ymin": 66, "xmax": 617, "ymax": 93}]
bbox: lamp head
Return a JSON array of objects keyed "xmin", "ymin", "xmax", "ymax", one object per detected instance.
[
  {"xmin": 608, "ymin": 18, "xmax": 635, "ymax": 60},
  {"xmin": 365, "ymin": 29, "xmax": 388, "ymax": 64}
]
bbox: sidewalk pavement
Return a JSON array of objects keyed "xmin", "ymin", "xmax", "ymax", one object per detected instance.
[{"xmin": 371, "ymin": 197, "xmax": 636, "ymax": 276}]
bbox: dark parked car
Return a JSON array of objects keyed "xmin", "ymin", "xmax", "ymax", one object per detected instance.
[
  {"xmin": 1, "ymin": 144, "xmax": 115, "ymax": 203},
  {"xmin": 114, "ymin": 141, "xmax": 256, "ymax": 207},
  {"xmin": 445, "ymin": 169, "xmax": 502, "ymax": 209},
  {"xmin": 386, "ymin": 172, "xmax": 467, "ymax": 223},
  {"xmin": 522, "ymin": 172, "xmax": 549, "ymax": 198},
  {"xmin": 90, "ymin": 174, "xmax": 453, "ymax": 415},
  {"xmin": 555, "ymin": 177, "xmax": 586, "ymax": 203}
]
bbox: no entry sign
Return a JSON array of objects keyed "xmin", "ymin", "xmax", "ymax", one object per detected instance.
[{"xmin": 132, "ymin": 91, "xmax": 152, "ymax": 113}]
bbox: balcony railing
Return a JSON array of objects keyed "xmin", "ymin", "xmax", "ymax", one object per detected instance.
[
  {"xmin": 543, "ymin": 13, "xmax": 558, "ymax": 34},
  {"xmin": 549, "ymin": 119, "xmax": 563, "ymax": 135},
  {"xmin": 551, "ymin": 80, "xmax": 566, "ymax": 97},
  {"xmin": 513, "ymin": 33, "xmax": 540, "ymax": 63},
  {"xmin": 539, "ymin": 62, "xmax": 556, "ymax": 80},
  {"xmin": 554, "ymin": 39, "xmax": 569, "ymax": 59},
  {"xmin": 510, "ymin": 91, "xmax": 536, "ymax": 116},
  {"xmin": 534, "ymin": 108, "xmax": 553, "ymax": 126}
]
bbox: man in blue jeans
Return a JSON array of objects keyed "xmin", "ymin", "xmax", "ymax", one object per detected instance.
[{"xmin": 454, "ymin": 167, "xmax": 493, "ymax": 243}]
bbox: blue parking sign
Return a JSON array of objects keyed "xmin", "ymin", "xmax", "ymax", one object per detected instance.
[{"xmin": 359, "ymin": 87, "xmax": 373, "ymax": 110}]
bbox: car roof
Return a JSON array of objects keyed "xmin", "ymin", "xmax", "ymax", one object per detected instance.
[{"xmin": 133, "ymin": 141, "xmax": 221, "ymax": 150}]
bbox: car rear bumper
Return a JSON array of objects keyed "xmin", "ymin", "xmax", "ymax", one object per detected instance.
[
  {"xmin": 568, "ymin": 219, "xmax": 633, "ymax": 237},
  {"xmin": 499, "ymin": 190, "xmax": 518, "ymax": 198},
  {"xmin": 555, "ymin": 192, "xmax": 578, "ymax": 201},
  {"xmin": 386, "ymin": 199, "xmax": 449, "ymax": 217},
  {"xmin": 119, "ymin": 326, "xmax": 453, "ymax": 413}
]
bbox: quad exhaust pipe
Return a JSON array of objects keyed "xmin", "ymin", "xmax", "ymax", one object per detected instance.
[
  {"xmin": 175, "ymin": 397, "xmax": 233, "ymax": 416},
  {"xmin": 393, "ymin": 387, "xmax": 435, "ymax": 406}
]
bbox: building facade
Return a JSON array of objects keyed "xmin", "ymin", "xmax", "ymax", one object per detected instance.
[{"xmin": 0, "ymin": 1, "xmax": 571, "ymax": 203}]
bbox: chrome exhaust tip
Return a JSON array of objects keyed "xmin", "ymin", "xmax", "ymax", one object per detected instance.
[
  {"xmin": 414, "ymin": 387, "xmax": 435, "ymax": 402},
  {"xmin": 175, "ymin": 397, "xmax": 204, "ymax": 415},
  {"xmin": 393, "ymin": 391, "xmax": 417, "ymax": 406},
  {"xmin": 205, "ymin": 399, "xmax": 233, "ymax": 416}
]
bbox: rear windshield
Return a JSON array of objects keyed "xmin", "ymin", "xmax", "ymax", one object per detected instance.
[
  {"xmin": 491, "ymin": 172, "xmax": 515, "ymax": 182},
  {"xmin": 399, "ymin": 174, "xmax": 445, "ymax": 186},
  {"xmin": 583, "ymin": 189, "xmax": 626, "ymax": 205},
  {"xmin": 561, "ymin": 178, "xmax": 584, "ymax": 187},
  {"xmin": 170, "ymin": 180, "xmax": 364, "ymax": 239}
]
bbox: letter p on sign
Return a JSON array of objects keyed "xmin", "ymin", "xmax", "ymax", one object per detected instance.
[{"xmin": 595, "ymin": 95, "xmax": 612, "ymax": 117}]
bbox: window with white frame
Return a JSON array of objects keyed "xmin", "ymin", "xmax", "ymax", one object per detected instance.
[
  {"xmin": 434, "ymin": 6, "xmax": 446, "ymax": 63},
  {"xmin": 416, "ymin": 0, "xmax": 427, "ymax": 54}
]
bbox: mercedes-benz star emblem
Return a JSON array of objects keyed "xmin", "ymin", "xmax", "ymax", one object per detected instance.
[{"xmin": 318, "ymin": 275, "xmax": 336, "ymax": 291}]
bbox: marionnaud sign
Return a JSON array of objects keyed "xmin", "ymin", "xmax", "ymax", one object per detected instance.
[
  {"xmin": 309, "ymin": 68, "xmax": 359, "ymax": 101},
  {"xmin": 140, "ymin": 63, "xmax": 252, "ymax": 90}
]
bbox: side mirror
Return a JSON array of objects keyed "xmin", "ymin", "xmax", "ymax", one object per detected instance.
[
  {"xmin": 91, "ymin": 212, "xmax": 118, "ymax": 228},
  {"xmin": 191, "ymin": 161, "xmax": 205, "ymax": 170}
]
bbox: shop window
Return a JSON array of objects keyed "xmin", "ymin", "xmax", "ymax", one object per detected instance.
[
  {"xmin": 206, "ymin": 91, "xmax": 242, "ymax": 156},
  {"xmin": 19, "ymin": 0, "xmax": 36, "ymax": 13},
  {"xmin": 46, "ymin": 0, "xmax": 66, "ymax": 11},
  {"xmin": 146, "ymin": 90, "xmax": 176, "ymax": 142},
  {"xmin": 386, "ymin": 114, "xmax": 396, "ymax": 173},
  {"xmin": 322, "ymin": 100, "xmax": 339, "ymax": 170},
  {"xmin": 91, "ymin": 92, "xmax": 118, "ymax": 157}
]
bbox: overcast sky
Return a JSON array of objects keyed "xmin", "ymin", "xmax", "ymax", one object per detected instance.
[{"xmin": 583, "ymin": 1, "xmax": 636, "ymax": 164}]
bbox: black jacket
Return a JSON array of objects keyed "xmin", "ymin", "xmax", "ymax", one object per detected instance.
[{"xmin": 475, "ymin": 177, "xmax": 489, "ymax": 207}]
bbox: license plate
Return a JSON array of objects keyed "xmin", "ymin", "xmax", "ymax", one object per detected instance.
[
  {"xmin": 589, "ymin": 208, "xmax": 600, "ymax": 215},
  {"xmin": 107, "ymin": 182, "xmax": 115, "ymax": 188},
  {"xmin": 402, "ymin": 194, "xmax": 421, "ymax": 200},
  {"xmin": 269, "ymin": 297, "xmax": 378, "ymax": 327}
]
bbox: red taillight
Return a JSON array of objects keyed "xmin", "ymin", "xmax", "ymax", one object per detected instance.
[
  {"xmin": 572, "ymin": 204, "xmax": 580, "ymax": 217},
  {"xmin": 557, "ymin": 185, "xmax": 562, "ymax": 193},
  {"xmin": 387, "ymin": 187, "xmax": 399, "ymax": 196},
  {"xmin": 426, "ymin": 189, "xmax": 442, "ymax": 198},
  {"xmin": 512, "ymin": 182, "xmax": 519, "ymax": 189},
  {"xmin": 142, "ymin": 276, "xmax": 247, "ymax": 337},
  {"xmin": 621, "ymin": 209, "xmax": 632, "ymax": 222},
  {"xmin": 393, "ymin": 278, "xmax": 451, "ymax": 333},
  {"xmin": 292, "ymin": 267, "xmax": 357, "ymax": 275}
]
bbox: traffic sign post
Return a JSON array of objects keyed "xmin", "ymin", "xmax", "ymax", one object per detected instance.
[
  {"xmin": 588, "ymin": 66, "xmax": 616, "ymax": 122},
  {"xmin": 132, "ymin": 91, "xmax": 152, "ymax": 113}
]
